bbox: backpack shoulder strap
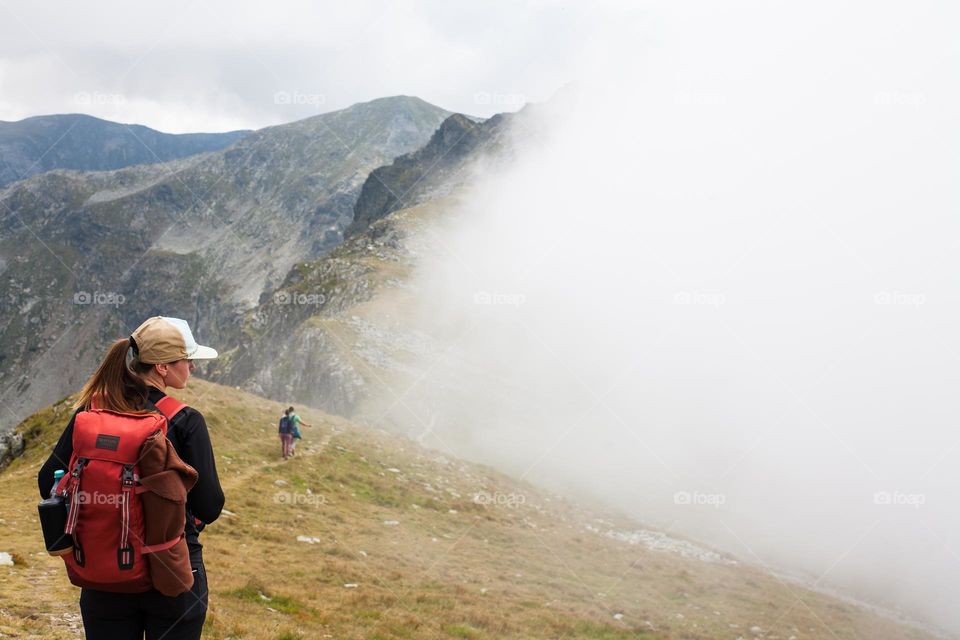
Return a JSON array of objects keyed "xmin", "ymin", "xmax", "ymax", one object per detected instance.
[{"xmin": 155, "ymin": 396, "xmax": 188, "ymax": 421}]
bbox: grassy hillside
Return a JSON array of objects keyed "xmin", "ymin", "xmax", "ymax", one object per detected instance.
[{"xmin": 0, "ymin": 379, "xmax": 939, "ymax": 639}]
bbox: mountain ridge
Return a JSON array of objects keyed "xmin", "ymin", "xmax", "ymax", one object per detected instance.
[
  {"xmin": 0, "ymin": 96, "xmax": 453, "ymax": 434},
  {"xmin": 0, "ymin": 113, "xmax": 249, "ymax": 188}
]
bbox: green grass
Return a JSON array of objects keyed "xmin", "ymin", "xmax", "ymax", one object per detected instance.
[
  {"xmin": 568, "ymin": 621, "xmax": 657, "ymax": 639},
  {"xmin": 228, "ymin": 581, "xmax": 308, "ymax": 615},
  {"xmin": 443, "ymin": 623, "xmax": 482, "ymax": 638}
]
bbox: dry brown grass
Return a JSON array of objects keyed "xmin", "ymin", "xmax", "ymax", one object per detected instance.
[{"xmin": 0, "ymin": 379, "xmax": 939, "ymax": 639}]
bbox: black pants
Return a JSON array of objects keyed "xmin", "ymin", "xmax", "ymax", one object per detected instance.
[{"xmin": 79, "ymin": 563, "xmax": 208, "ymax": 640}]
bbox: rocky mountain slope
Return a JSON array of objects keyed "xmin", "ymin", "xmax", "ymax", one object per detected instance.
[
  {"xmin": 208, "ymin": 193, "xmax": 455, "ymax": 416},
  {"xmin": 0, "ymin": 379, "xmax": 940, "ymax": 640},
  {"xmin": 0, "ymin": 113, "xmax": 249, "ymax": 188},
  {"xmin": 207, "ymin": 103, "xmax": 542, "ymax": 415},
  {"xmin": 0, "ymin": 97, "xmax": 452, "ymax": 433}
]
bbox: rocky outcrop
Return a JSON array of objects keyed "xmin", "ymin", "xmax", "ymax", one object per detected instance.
[
  {"xmin": 346, "ymin": 111, "xmax": 523, "ymax": 238},
  {"xmin": 0, "ymin": 431, "xmax": 24, "ymax": 470}
]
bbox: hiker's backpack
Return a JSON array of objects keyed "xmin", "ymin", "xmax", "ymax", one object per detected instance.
[
  {"xmin": 53, "ymin": 395, "xmax": 188, "ymax": 593},
  {"xmin": 278, "ymin": 415, "xmax": 292, "ymax": 435}
]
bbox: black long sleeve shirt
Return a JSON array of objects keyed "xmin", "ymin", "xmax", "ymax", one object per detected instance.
[{"xmin": 37, "ymin": 386, "xmax": 225, "ymax": 565}]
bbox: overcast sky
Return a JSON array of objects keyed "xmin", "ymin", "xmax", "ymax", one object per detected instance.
[{"xmin": 0, "ymin": 0, "xmax": 615, "ymax": 132}]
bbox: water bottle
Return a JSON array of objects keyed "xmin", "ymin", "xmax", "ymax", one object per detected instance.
[
  {"xmin": 50, "ymin": 469, "xmax": 65, "ymax": 498},
  {"xmin": 38, "ymin": 469, "xmax": 72, "ymax": 556},
  {"xmin": 53, "ymin": 469, "xmax": 71, "ymax": 515}
]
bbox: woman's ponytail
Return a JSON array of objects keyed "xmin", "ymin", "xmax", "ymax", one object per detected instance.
[{"xmin": 74, "ymin": 338, "xmax": 150, "ymax": 413}]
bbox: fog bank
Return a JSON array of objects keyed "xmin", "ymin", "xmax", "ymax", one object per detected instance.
[{"xmin": 380, "ymin": 2, "xmax": 960, "ymax": 634}]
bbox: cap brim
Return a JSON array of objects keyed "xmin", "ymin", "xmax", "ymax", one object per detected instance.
[{"xmin": 187, "ymin": 345, "xmax": 219, "ymax": 360}]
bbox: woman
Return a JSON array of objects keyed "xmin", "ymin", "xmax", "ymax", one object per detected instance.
[
  {"xmin": 287, "ymin": 406, "xmax": 311, "ymax": 457},
  {"xmin": 38, "ymin": 316, "xmax": 225, "ymax": 640}
]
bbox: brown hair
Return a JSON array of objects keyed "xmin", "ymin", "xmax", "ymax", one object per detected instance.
[{"xmin": 74, "ymin": 338, "xmax": 155, "ymax": 413}]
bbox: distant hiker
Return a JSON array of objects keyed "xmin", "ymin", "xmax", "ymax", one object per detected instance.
[
  {"xmin": 278, "ymin": 408, "xmax": 294, "ymax": 459},
  {"xmin": 287, "ymin": 406, "xmax": 311, "ymax": 456},
  {"xmin": 290, "ymin": 417, "xmax": 302, "ymax": 456},
  {"xmin": 37, "ymin": 316, "xmax": 225, "ymax": 640}
]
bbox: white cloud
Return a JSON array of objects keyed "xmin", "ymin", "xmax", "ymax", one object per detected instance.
[{"xmin": 0, "ymin": 0, "xmax": 596, "ymax": 131}]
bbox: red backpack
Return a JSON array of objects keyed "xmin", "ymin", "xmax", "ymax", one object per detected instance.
[{"xmin": 54, "ymin": 396, "xmax": 187, "ymax": 592}]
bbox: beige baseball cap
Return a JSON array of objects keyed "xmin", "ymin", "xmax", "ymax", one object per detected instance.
[{"xmin": 131, "ymin": 316, "xmax": 218, "ymax": 364}]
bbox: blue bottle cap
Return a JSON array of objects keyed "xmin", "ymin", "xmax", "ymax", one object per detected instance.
[{"xmin": 53, "ymin": 469, "xmax": 66, "ymax": 480}]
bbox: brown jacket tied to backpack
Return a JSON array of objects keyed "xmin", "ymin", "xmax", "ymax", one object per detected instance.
[{"xmin": 138, "ymin": 429, "xmax": 198, "ymax": 596}]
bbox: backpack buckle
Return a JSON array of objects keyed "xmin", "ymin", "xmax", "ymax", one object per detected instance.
[
  {"xmin": 71, "ymin": 458, "xmax": 86, "ymax": 478},
  {"xmin": 118, "ymin": 545, "xmax": 134, "ymax": 570},
  {"xmin": 121, "ymin": 465, "xmax": 135, "ymax": 488}
]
